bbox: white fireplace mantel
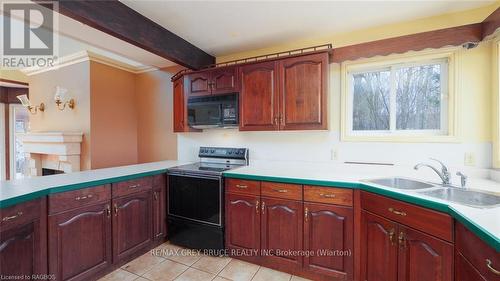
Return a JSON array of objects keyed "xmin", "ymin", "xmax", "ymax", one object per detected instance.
[{"xmin": 21, "ymin": 132, "xmax": 83, "ymax": 176}]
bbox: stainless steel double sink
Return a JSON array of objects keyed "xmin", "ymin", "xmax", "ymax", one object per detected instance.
[{"xmin": 364, "ymin": 177, "xmax": 500, "ymax": 208}]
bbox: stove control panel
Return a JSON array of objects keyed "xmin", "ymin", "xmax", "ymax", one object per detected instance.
[{"xmin": 199, "ymin": 147, "xmax": 248, "ymax": 160}]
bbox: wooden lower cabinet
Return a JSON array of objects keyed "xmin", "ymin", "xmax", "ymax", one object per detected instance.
[
  {"xmin": 48, "ymin": 202, "xmax": 112, "ymax": 281},
  {"xmin": 361, "ymin": 210, "xmax": 398, "ymax": 281},
  {"xmin": 455, "ymin": 251, "xmax": 487, "ymax": 281},
  {"xmin": 0, "ymin": 199, "xmax": 46, "ymax": 278},
  {"xmin": 112, "ymin": 190, "xmax": 153, "ymax": 263},
  {"xmin": 304, "ymin": 202, "xmax": 353, "ymax": 280},
  {"xmin": 152, "ymin": 175, "xmax": 167, "ymax": 241},
  {"xmin": 225, "ymin": 193, "xmax": 261, "ymax": 262},
  {"xmin": 261, "ymin": 197, "xmax": 303, "ymax": 271}
]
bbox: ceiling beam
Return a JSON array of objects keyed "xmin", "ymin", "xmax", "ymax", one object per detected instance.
[
  {"xmin": 332, "ymin": 23, "xmax": 483, "ymax": 63},
  {"xmin": 482, "ymin": 6, "xmax": 500, "ymax": 39},
  {"xmin": 35, "ymin": 0, "xmax": 215, "ymax": 70}
]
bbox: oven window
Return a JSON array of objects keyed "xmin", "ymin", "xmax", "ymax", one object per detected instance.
[{"xmin": 168, "ymin": 175, "xmax": 221, "ymax": 225}]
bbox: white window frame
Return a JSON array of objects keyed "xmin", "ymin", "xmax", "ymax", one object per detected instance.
[
  {"xmin": 0, "ymin": 103, "xmax": 5, "ymax": 181},
  {"xmin": 494, "ymin": 39, "xmax": 500, "ymax": 168},
  {"xmin": 341, "ymin": 49, "xmax": 458, "ymax": 142},
  {"xmin": 9, "ymin": 104, "xmax": 28, "ymax": 180}
]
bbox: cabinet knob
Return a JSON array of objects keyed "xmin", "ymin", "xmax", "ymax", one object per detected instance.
[
  {"xmin": 105, "ymin": 205, "xmax": 111, "ymax": 218},
  {"xmin": 255, "ymin": 200, "xmax": 260, "ymax": 214},
  {"xmin": 388, "ymin": 228, "xmax": 395, "ymax": 246},
  {"xmin": 304, "ymin": 207, "xmax": 309, "ymax": 222},
  {"xmin": 398, "ymin": 232, "xmax": 406, "ymax": 249},
  {"xmin": 113, "ymin": 204, "xmax": 118, "ymax": 216},
  {"xmin": 261, "ymin": 201, "xmax": 265, "ymax": 214}
]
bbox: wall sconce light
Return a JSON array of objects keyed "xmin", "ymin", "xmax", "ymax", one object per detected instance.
[
  {"xmin": 17, "ymin": 94, "xmax": 45, "ymax": 114},
  {"xmin": 54, "ymin": 86, "xmax": 75, "ymax": 111}
]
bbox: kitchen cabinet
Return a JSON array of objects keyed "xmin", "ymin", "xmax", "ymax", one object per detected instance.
[
  {"xmin": 239, "ymin": 61, "xmax": 280, "ymax": 131},
  {"xmin": 173, "ymin": 77, "xmax": 188, "ymax": 132},
  {"xmin": 278, "ymin": 52, "xmax": 328, "ymax": 130},
  {"xmin": 0, "ymin": 198, "xmax": 47, "ymax": 278},
  {"xmin": 455, "ymin": 222, "xmax": 500, "ymax": 281},
  {"xmin": 303, "ymin": 202, "xmax": 353, "ymax": 280},
  {"xmin": 261, "ymin": 197, "xmax": 303, "ymax": 271},
  {"xmin": 48, "ymin": 202, "xmax": 112, "ymax": 281},
  {"xmin": 152, "ymin": 175, "xmax": 167, "ymax": 241},
  {"xmin": 361, "ymin": 191, "xmax": 453, "ymax": 281},
  {"xmin": 186, "ymin": 66, "xmax": 238, "ymax": 97},
  {"xmin": 112, "ymin": 190, "xmax": 152, "ymax": 263},
  {"xmin": 225, "ymin": 193, "xmax": 261, "ymax": 263}
]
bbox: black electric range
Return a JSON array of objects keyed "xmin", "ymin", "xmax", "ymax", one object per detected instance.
[{"xmin": 167, "ymin": 147, "xmax": 248, "ymax": 251}]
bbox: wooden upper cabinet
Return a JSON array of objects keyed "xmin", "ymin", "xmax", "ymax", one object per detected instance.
[
  {"xmin": 279, "ymin": 52, "xmax": 328, "ymax": 130},
  {"xmin": 211, "ymin": 67, "xmax": 238, "ymax": 95},
  {"xmin": 239, "ymin": 61, "xmax": 280, "ymax": 131},
  {"xmin": 397, "ymin": 225, "xmax": 453, "ymax": 281},
  {"xmin": 186, "ymin": 72, "xmax": 211, "ymax": 97},
  {"xmin": 173, "ymin": 78, "xmax": 186, "ymax": 132}
]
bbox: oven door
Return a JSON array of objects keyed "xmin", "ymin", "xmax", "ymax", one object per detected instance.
[{"xmin": 168, "ymin": 173, "xmax": 222, "ymax": 226}]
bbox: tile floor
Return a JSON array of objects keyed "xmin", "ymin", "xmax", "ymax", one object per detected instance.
[{"xmin": 99, "ymin": 242, "xmax": 311, "ymax": 281}]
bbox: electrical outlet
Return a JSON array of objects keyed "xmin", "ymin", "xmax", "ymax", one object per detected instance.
[
  {"xmin": 464, "ymin": 152, "xmax": 476, "ymax": 166},
  {"xmin": 331, "ymin": 148, "xmax": 338, "ymax": 161}
]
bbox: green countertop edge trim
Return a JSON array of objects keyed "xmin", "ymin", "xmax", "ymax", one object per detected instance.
[
  {"xmin": 0, "ymin": 169, "xmax": 167, "ymax": 208},
  {"xmin": 224, "ymin": 172, "xmax": 500, "ymax": 251}
]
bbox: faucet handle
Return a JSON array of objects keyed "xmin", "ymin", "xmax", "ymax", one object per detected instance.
[{"xmin": 429, "ymin": 158, "xmax": 448, "ymax": 172}]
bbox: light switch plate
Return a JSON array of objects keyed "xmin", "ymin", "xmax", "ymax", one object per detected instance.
[{"xmin": 464, "ymin": 152, "xmax": 476, "ymax": 166}]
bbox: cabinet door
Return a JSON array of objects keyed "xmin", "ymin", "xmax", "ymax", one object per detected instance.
[
  {"xmin": 212, "ymin": 67, "xmax": 238, "ymax": 95},
  {"xmin": 112, "ymin": 191, "xmax": 152, "ymax": 262},
  {"xmin": 361, "ymin": 211, "xmax": 398, "ymax": 281},
  {"xmin": 278, "ymin": 52, "xmax": 328, "ymax": 130},
  {"xmin": 225, "ymin": 193, "xmax": 260, "ymax": 262},
  {"xmin": 303, "ymin": 202, "xmax": 353, "ymax": 280},
  {"xmin": 173, "ymin": 78, "xmax": 186, "ymax": 132},
  {"xmin": 398, "ymin": 225, "xmax": 453, "ymax": 281},
  {"xmin": 455, "ymin": 251, "xmax": 487, "ymax": 281},
  {"xmin": 239, "ymin": 61, "xmax": 280, "ymax": 131},
  {"xmin": 0, "ymin": 222, "xmax": 42, "ymax": 277},
  {"xmin": 153, "ymin": 185, "xmax": 167, "ymax": 241},
  {"xmin": 186, "ymin": 72, "xmax": 211, "ymax": 96},
  {"xmin": 48, "ymin": 202, "xmax": 112, "ymax": 281},
  {"xmin": 261, "ymin": 197, "xmax": 303, "ymax": 271}
]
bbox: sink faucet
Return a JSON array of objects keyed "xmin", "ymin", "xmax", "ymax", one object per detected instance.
[
  {"xmin": 456, "ymin": 171, "xmax": 468, "ymax": 189},
  {"xmin": 414, "ymin": 158, "xmax": 451, "ymax": 185}
]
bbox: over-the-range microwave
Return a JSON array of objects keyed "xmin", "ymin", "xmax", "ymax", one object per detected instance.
[{"xmin": 187, "ymin": 93, "xmax": 238, "ymax": 129}]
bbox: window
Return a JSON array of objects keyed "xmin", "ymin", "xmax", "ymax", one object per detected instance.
[
  {"xmin": 342, "ymin": 51, "xmax": 456, "ymax": 141},
  {"xmin": 9, "ymin": 104, "xmax": 29, "ymax": 179}
]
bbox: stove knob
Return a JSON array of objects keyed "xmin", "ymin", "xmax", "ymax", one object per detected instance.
[
  {"xmin": 228, "ymin": 151, "xmax": 233, "ymax": 155},
  {"xmin": 211, "ymin": 149, "xmax": 215, "ymax": 153}
]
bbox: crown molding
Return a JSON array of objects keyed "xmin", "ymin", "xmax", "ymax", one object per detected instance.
[{"xmin": 21, "ymin": 50, "xmax": 158, "ymax": 76}]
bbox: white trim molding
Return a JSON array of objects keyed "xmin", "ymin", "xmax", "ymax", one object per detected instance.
[
  {"xmin": 493, "ymin": 37, "xmax": 500, "ymax": 168},
  {"xmin": 21, "ymin": 50, "xmax": 158, "ymax": 76}
]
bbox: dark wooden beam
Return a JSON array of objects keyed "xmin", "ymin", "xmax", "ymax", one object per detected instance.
[
  {"xmin": 36, "ymin": 0, "xmax": 215, "ymax": 70},
  {"xmin": 482, "ymin": 7, "xmax": 500, "ymax": 39},
  {"xmin": 332, "ymin": 23, "xmax": 483, "ymax": 63}
]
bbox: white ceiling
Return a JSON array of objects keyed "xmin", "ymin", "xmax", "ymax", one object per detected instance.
[{"xmin": 121, "ymin": 0, "xmax": 495, "ymax": 57}]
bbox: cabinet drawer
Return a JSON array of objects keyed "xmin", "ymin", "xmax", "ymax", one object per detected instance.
[
  {"xmin": 456, "ymin": 222, "xmax": 500, "ymax": 280},
  {"xmin": 112, "ymin": 177, "xmax": 153, "ymax": 198},
  {"xmin": 0, "ymin": 198, "xmax": 41, "ymax": 231},
  {"xmin": 49, "ymin": 185, "xmax": 111, "ymax": 214},
  {"xmin": 304, "ymin": 185, "xmax": 353, "ymax": 206},
  {"xmin": 226, "ymin": 179, "xmax": 260, "ymax": 195},
  {"xmin": 261, "ymin": 181, "xmax": 302, "ymax": 200},
  {"xmin": 361, "ymin": 191, "xmax": 452, "ymax": 242}
]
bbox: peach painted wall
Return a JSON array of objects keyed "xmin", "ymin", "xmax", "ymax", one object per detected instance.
[
  {"xmin": 135, "ymin": 67, "xmax": 179, "ymax": 162},
  {"xmin": 28, "ymin": 61, "xmax": 92, "ymax": 170},
  {"xmin": 90, "ymin": 61, "xmax": 138, "ymax": 169}
]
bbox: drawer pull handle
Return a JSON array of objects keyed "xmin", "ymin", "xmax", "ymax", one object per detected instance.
[
  {"xmin": 105, "ymin": 205, "xmax": 111, "ymax": 218},
  {"xmin": 320, "ymin": 193, "xmax": 335, "ymax": 198},
  {"xmin": 236, "ymin": 184, "xmax": 248, "ymax": 189},
  {"xmin": 153, "ymin": 192, "xmax": 158, "ymax": 201},
  {"xmin": 75, "ymin": 194, "xmax": 93, "ymax": 201},
  {"xmin": 273, "ymin": 189, "xmax": 288, "ymax": 193},
  {"xmin": 129, "ymin": 184, "xmax": 141, "ymax": 188},
  {"xmin": 261, "ymin": 201, "xmax": 265, "ymax": 214},
  {"xmin": 2, "ymin": 211, "xmax": 23, "ymax": 222},
  {"xmin": 304, "ymin": 207, "xmax": 309, "ymax": 222},
  {"xmin": 389, "ymin": 228, "xmax": 395, "ymax": 246},
  {"xmin": 388, "ymin": 207, "xmax": 407, "ymax": 216},
  {"xmin": 486, "ymin": 259, "xmax": 500, "ymax": 275},
  {"xmin": 256, "ymin": 200, "xmax": 260, "ymax": 214},
  {"xmin": 113, "ymin": 204, "xmax": 118, "ymax": 216}
]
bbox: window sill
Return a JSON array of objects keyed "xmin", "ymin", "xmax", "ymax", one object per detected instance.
[{"xmin": 341, "ymin": 134, "xmax": 460, "ymax": 143}]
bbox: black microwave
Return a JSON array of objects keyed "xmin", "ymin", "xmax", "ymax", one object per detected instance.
[{"xmin": 187, "ymin": 93, "xmax": 238, "ymax": 129}]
